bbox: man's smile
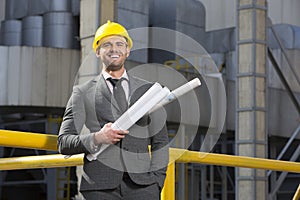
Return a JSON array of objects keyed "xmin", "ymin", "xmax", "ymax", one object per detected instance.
[{"xmin": 109, "ymin": 54, "xmax": 120, "ymax": 59}]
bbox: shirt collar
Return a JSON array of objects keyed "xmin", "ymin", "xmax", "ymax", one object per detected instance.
[{"xmin": 102, "ymin": 70, "xmax": 129, "ymax": 81}]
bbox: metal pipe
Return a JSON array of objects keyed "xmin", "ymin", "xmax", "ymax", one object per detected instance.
[{"xmin": 0, "ymin": 130, "xmax": 57, "ymax": 151}]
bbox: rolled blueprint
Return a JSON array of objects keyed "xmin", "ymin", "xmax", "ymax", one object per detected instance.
[
  {"xmin": 150, "ymin": 78, "xmax": 201, "ymax": 112},
  {"xmin": 87, "ymin": 78, "xmax": 201, "ymax": 160},
  {"xmin": 87, "ymin": 82, "xmax": 170, "ymax": 160},
  {"xmin": 112, "ymin": 83, "xmax": 170, "ymax": 130}
]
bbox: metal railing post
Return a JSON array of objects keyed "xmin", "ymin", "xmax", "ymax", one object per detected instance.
[
  {"xmin": 161, "ymin": 161, "xmax": 175, "ymax": 200},
  {"xmin": 293, "ymin": 184, "xmax": 300, "ymax": 200}
]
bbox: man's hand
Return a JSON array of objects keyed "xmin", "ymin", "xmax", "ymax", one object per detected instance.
[{"xmin": 94, "ymin": 122, "xmax": 129, "ymax": 144}]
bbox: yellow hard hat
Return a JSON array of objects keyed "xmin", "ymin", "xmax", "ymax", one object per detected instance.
[{"xmin": 92, "ymin": 20, "xmax": 133, "ymax": 52}]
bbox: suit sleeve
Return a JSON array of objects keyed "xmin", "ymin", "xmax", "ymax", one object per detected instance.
[{"xmin": 58, "ymin": 87, "xmax": 99, "ymax": 155}]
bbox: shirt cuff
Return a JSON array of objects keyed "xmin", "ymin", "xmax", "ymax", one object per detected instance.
[{"xmin": 79, "ymin": 132, "xmax": 101, "ymax": 154}]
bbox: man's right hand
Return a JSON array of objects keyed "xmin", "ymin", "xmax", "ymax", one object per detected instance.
[{"xmin": 94, "ymin": 122, "xmax": 129, "ymax": 145}]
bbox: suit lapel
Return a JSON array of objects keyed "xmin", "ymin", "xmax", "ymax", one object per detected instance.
[
  {"xmin": 128, "ymin": 74, "xmax": 139, "ymax": 103},
  {"xmin": 95, "ymin": 74, "xmax": 119, "ymax": 122},
  {"xmin": 96, "ymin": 75, "xmax": 111, "ymax": 101},
  {"xmin": 94, "ymin": 73, "xmax": 152, "ymax": 123}
]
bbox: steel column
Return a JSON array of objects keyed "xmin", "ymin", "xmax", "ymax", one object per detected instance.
[{"xmin": 236, "ymin": 0, "xmax": 268, "ymax": 199}]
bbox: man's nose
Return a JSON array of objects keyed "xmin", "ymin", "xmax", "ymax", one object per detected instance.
[{"xmin": 109, "ymin": 44, "xmax": 118, "ymax": 51}]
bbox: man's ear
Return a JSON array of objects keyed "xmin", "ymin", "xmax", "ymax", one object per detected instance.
[{"xmin": 95, "ymin": 48, "xmax": 100, "ymax": 57}]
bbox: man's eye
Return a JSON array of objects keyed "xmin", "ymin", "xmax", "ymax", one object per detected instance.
[
  {"xmin": 117, "ymin": 42, "xmax": 125, "ymax": 47},
  {"xmin": 102, "ymin": 43, "xmax": 112, "ymax": 48}
]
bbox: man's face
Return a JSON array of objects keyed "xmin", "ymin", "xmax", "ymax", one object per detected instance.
[{"xmin": 96, "ymin": 35, "xmax": 130, "ymax": 72}]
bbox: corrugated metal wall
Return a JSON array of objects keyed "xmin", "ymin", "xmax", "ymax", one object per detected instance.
[{"xmin": 0, "ymin": 46, "xmax": 80, "ymax": 107}]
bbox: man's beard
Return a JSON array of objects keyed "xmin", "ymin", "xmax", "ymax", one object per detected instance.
[{"xmin": 106, "ymin": 61, "xmax": 124, "ymax": 71}]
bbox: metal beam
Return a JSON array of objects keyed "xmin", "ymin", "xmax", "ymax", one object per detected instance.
[
  {"xmin": 268, "ymin": 145, "xmax": 300, "ymax": 199},
  {"xmin": 267, "ymin": 124, "xmax": 300, "ymax": 176}
]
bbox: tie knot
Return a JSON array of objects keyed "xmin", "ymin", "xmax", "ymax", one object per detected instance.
[
  {"xmin": 108, "ymin": 77, "xmax": 127, "ymax": 88},
  {"xmin": 107, "ymin": 78, "xmax": 120, "ymax": 87}
]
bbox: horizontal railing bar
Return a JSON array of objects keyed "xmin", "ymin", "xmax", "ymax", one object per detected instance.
[
  {"xmin": 0, "ymin": 149, "xmax": 300, "ymax": 173},
  {"xmin": 170, "ymin": 149, "xmax": 300, "ymax": 174},
  {"xmin": 0, "ymin": 130, "xmax": 299, "ymax": 173},
  {"xmin": 0, "ymin": 154, "xmax": 83, "ymax": 170},
  {"xmin": 0, "ymin": 130, "xmax": 57, "ymax": 151}
]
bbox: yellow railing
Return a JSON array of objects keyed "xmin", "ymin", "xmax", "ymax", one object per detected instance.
[
  {"xmin": 293, "ymin": 184, "xmax": 300, "ymax": 200},
  {"xmin": 1, "ymin": 130, "xmax": 300, "ymax": 200},
  {"xmin": 0, "ymin": 130, "xmax": 57, "ymax": 151}
]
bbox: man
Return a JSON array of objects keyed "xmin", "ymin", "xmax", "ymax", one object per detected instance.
[{"xmin": 58, "ymin": 20, "xmax": 169, "ymax": 200}]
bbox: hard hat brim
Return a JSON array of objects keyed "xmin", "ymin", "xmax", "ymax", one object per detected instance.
[{"xmin": 93, "ymin": 34, "xmax": 133, "ymax": 52}]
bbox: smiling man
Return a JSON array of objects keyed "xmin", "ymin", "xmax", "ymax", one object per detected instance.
[
  {"xmin": 98, "ymin": 36, "xmax": 128, "ymax": 71},
  {"xmin": 58, "ymin": 21, "xmax": 169, "ymax": 200}
]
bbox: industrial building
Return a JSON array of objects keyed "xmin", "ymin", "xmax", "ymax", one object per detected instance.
[{"xmin": 0, "ymin": 0, "xmax": 299, "ymax": 199}]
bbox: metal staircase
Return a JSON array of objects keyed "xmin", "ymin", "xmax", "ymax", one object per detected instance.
[
  {"xmin": 56, "ymin": 167, "xmax": 71, "ymax": 200},
  {"xmin": 267, "ymin": 19, "xmax": 300, "ymax": 200}
]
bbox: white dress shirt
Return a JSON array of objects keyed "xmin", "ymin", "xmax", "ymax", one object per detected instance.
[{"xmin": 101, "ymin": 70, "xmax": 129, "ymax": 100}]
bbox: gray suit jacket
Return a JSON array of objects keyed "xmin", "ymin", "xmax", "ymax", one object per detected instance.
[{"xmin": 58, "ymin": 73, "xmax": 169, "ymax": 192}]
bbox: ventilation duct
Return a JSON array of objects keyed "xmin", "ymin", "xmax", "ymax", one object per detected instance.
[
  {"xmin": 5, "ymin": 0, "xmax": 28, "ymax": 19},
  {"xmin": 28, "ymin": 0, "xmax": 50, "ymax": 16},
  {"xmin": 22, "ymin": 16, "xmax": 43, "ymax": 46},
  {"xmin": 43, "ymin": 12, "xmax": 73, "ymax": 49},
  {"xmin": 0, "ymin": 20, "xmax": 22, "ymax": 46},
  {"xmin": 50, "ymin": 0, "xmax": 71, "ymax": 12}
]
